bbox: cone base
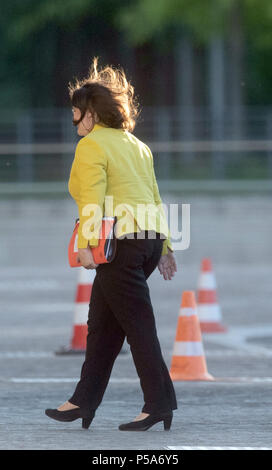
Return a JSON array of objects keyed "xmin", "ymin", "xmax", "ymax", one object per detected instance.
[
  {"xmin": 200, "ymin": 322, "xmax": 227, "ymax": 333},
  {"xmin": 170, "ymin": 371, "xmax": 214, "ymax": 381},
  {"xmin": 55, "ymin": 346, "xmax": 85, "ymax": 355},
  {"xmin": 55, "ymin": 345, "xmax": 129, "ymax": 355}
]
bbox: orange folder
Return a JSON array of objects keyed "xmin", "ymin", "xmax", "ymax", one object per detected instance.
[{"xmin": 68, "ymin": 216, "xmax": 117, "ymax": 267}]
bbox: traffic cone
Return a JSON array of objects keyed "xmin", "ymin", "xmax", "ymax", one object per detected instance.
[
  {"xmin": 55, "ymin": 267, "xmax": 95, "ymax": 355},
  {"xmin": 169, "ymin": 291, "xmax": 214, "ymax": 381},
  {"xmin": 197, "ymin": 258, "xmax": 227, "ymax": 332}
]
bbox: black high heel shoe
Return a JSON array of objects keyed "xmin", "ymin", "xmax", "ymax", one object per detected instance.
[
  {"xmin": 45, "ymin": 407, "xmax": 95, "ymax": 429},
  {"xmin": 118, "ymin": 411, "xmax": 173, "ymax": 431}
]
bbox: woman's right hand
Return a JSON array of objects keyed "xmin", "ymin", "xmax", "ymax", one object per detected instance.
[
  {"xmin": 158, "ymin": 248, "xmax": 177, "ymax": 280},
  {"xmin": 77, "ymin": 247, "xmax": 98, "ymax": 269}
]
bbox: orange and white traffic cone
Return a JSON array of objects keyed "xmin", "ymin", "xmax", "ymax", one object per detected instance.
[
  {"xmin": 56, "ymin": 267, "xmax": 95, "ymax": 355},
  {"xmin": 197, "ymin": 258, "xmax": 227, "ymax": 333},
  {"xmin": 169, "ymin": 291, "xmax": 214, "ymax": 381}
]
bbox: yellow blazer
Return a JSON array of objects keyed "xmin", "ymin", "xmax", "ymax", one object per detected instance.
[{"xmin": 68, "ymin": 123, "xmax": 173, "ymax": 256}]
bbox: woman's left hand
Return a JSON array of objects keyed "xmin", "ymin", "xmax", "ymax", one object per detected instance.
[
  {"xmin": 77, "ymin": 247, "xmax": 98, "ymax": 269},
  {"xmin": 158, "ymin": 248, "xmax": 177, "ymax": 280}
]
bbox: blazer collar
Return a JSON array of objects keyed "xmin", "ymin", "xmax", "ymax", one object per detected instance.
[{"xmin": 92, "ymin": 123, "xmax": 108, "ymax": 132}]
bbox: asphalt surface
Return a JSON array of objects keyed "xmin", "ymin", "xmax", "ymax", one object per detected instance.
[{"xmin": 0, "ymin": 193, "xmax": 272, "ymax": 450}]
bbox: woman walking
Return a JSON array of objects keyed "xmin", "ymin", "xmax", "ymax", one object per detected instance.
[{"xmin": 45, "ymin": 58, "xmax": 178, "ymax": 431}]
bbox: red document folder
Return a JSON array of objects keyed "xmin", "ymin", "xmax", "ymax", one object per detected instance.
[{"xmin": 68, "ymin": 216, "xmax": 117, "ymax": 267}]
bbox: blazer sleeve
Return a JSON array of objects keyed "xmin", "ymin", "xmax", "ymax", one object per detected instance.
[
  {"xmin": 150, "ymin": 151, "xmax": 173, "ymax": 256},
  {"xmin": 74, "ymin": 138, "xmax": 107, "ymax": 249}
]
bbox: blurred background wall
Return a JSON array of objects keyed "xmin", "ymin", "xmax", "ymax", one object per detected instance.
[{"xmin": 1, "ymin": 0, "xmax": 272, "ymax": 186}]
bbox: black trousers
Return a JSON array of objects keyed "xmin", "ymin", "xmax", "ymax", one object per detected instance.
[{"xmin": 68, "ymin": 230, "xmax": 178, "ymax": 415}]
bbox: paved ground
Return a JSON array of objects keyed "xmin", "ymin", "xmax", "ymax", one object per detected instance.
[{"xmin": 0, "ymin": 193, "xmax": 272, "ymax": 450}]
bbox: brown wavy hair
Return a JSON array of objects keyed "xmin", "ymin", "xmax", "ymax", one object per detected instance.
[{"xmin": 68, "ymin": 57, "xmax": 139, "ymax": 132}]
